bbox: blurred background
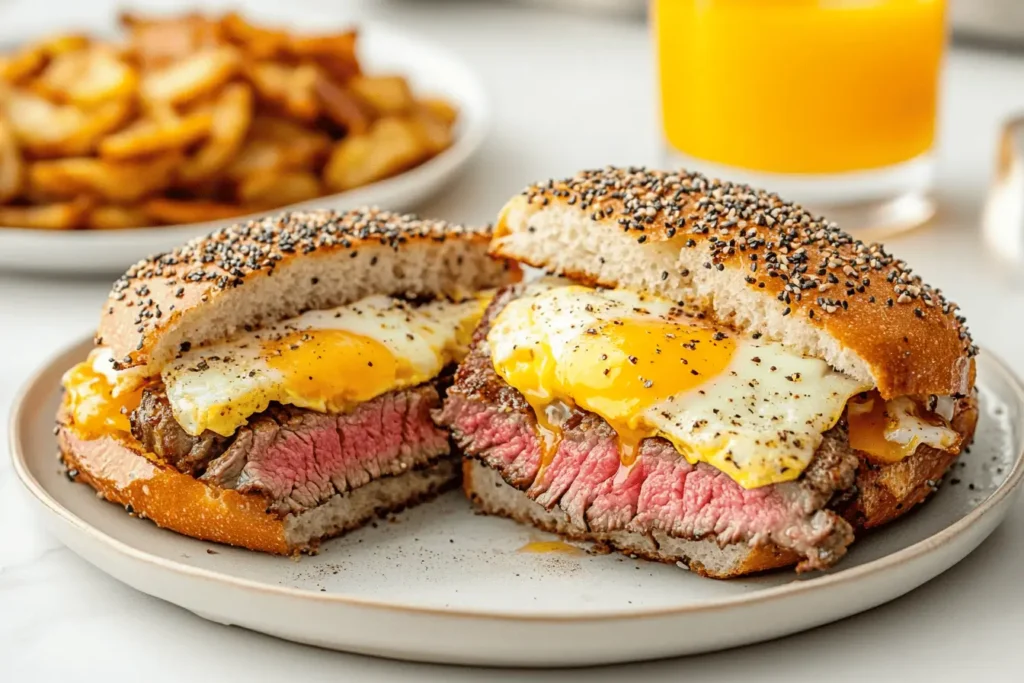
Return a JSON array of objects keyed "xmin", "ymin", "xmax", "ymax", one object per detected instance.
[{"xmin": 1, "ymin": 1, "xmax": 1023, "ymax": 244}]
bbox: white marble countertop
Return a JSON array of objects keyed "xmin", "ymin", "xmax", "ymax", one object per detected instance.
[{"xmin": 3, "ymin": 1, "xmax": 1024, "ymax": 680}]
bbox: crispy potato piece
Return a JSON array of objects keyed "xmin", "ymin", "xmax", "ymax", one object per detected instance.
[
  {"xmin": 223, "ymin": 138, "xmax": 284, "ymax": 180},
  {"xmin": 99, "ymin": 111, "xmax": 212, "ymax": 160},
  {"xmin": 178, "ymin": 82, "xmax": 253, "ymax": 185},
  {"xmin": 4, "ymin": 90, "xmax": 134, "ymax": 157},
  {"xmin": 248, "ymin": 114, "xmax": 330, "ymax": 147},
  {"xmin": 237, "ymin": 168, "xmax": 321, "ymax": 207},
  {"xmin": 35, "ymin": 47, "xmax": 137, "ymax": 106},
  {"xmin": 138, "ymin": 97, "xmax": 181, "ymax": 126},
  {"xmin": 409, "ymin": 106, "xmax": 454, "ymax": 156},
  {"xmin": 323, "ymin": 116, "xmax": 426, "ymax": 192},
  {"xmin": 419, "ymin": 97, "xmax": 458, "ymax": 128},
  {"xmin": 142, "ymin": 197, "xmax": 249, "ymax": 225},
  {"xmin": 288, "ymin": 31, "xmax": 357, "ymax": 61},
  {"xmin": 120, "ymin": 13, "xmax": 225, "ymax": 70},
  {"xmin": 28, "ymin": 155, "xmax": 179, "ymax": 203},
  {"xmin": 0, "ymin": 48, "xmax": 46, "ymax": 84},
  {"xmin": 314, "ymin": 54, "xmax": 362, "ymax": 85},
  {"xmin": 0, "ymin": 35, "xmax": 90, "ymax": 85},
  {"xmin": 141, "ymin": 46, "xmax": 240, "ymax": 106},
  {"xmin": 0, "ymin": 197, "xmax": 91, "ymax": 229},
  {"xmin": 348, "ymin": 75, "xmax": 414, "ymax": 116},
  {"xmin": 314, "ymin": 74, "xmax": 369, "ymax": 134},
  {"xmin": 222, "ymin": 13, "xmax": 360, "ymax": 81},
  {"xmin": 0, "ymin": 48, "xmax": 46, "ymax": 85},
  {"xmin": 224, "ymin": 138, "xmax": 316, "ymax": 181},
  {"xmin": 323, "ymin": 135, "xmax": 376, "ymax": 192},
  {"xmin": 290, "ymin": 31, "xmax": 360, "ymax": 82},
  {"xmin": 38, "ymin": 34, "xmax": 92, "ymax": 58},
  {"xmin": 220, "ymin": 12, "xmax": 290, "ymax": 59},
  {"xmin": 224, "ymin": 115, "xmax": 330, "ymax": 180},
  {"xmin": 246, "ymin": 61, "xmax": 319, "ymax": 121},
  {"xmin": 0, "ymin": 116, "xmax": 24, "ymax": 202},
  {"xmin": 87, "ymin": 204, "xmax": 152, "ymax": 230}
]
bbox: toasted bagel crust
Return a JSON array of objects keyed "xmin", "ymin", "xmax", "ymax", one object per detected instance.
[
  {"xmin": 58, "ymin": 410, "xmax": 290, "ymax": 553},
  {"xmin": 97, "ymin": 207, "xmax": 518, "ymax": 377},
  {"xmin": 492, "ymin": 168, "xmax": 974, "ymax": 399}
]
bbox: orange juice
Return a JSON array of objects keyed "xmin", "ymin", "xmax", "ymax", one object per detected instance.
[{"xmin": 656, "ymin": 0, "xmax": 946, "ymax": 175}]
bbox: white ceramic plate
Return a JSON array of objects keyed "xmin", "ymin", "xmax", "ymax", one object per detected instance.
[
  {"xmin": 0, "ymin": 17, "xmax": 488, "ymax": 275},
  {"xmin": 10, "ymin": 338, "xmax": 1024, "ymax": 667}
]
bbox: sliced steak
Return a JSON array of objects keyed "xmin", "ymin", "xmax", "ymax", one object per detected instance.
[
  {"xmin": 435, "ymin": 285, "xmax": 858, "ymax": 571},
  {"xmin": 131, "ymin": 384, "xmax": 452, "ymax": 515}
]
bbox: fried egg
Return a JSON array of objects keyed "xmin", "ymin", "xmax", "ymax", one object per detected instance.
[
  {"xmin": 161, "ymin": 294, "xmax": 486, "ymax": 437},
  {"xmin": 487, "ymin": 281, "xmax": 958, "ymax": 489}
]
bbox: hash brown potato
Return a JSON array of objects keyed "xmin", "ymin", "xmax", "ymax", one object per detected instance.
[{"xmin": 0, "ymin": 12, "xmax": 459, "ymax": 230}]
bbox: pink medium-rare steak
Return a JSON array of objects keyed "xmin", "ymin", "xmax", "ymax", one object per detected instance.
[{"xmin": 132, "ymin": 383, "xmax": 452, "ymax": 515}]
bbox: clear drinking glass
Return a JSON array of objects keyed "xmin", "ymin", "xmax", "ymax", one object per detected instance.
[{"xmin": 654, "ymin": 0, "xmax": 947, "ymax": 238}]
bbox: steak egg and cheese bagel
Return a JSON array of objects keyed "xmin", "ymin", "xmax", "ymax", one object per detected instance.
[
  {"xmin": 58, "ymin": 208, "xmax": 517, "ymax": 553},
  {"xmin": 437, "ymin": 167, "xmax": 978, "ymax": 578}
]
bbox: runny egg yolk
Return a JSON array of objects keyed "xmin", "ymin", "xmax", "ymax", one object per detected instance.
[
  {"xmin": 846, "ymin": 393, "xmax": 908, "ymax": 462},
  {"xmin": 262, "ymin": 329, "xmax": 410, "ymax": 409},
  {"xmin": 846, "ymin": 391, "xmax": 953, "ymax": 463},
  {"xmin": 62, "ymin": 361, "xmax": 143, "ymax": 438},
  {"xmin": 493, "ymin": 319, "xmax": 736, "ymax": 469}
]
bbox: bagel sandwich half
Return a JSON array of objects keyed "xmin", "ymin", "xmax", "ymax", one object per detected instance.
[
  {"xmin": 436, "ymin": 167, "xmax": 978, "ymax": 578},
  {"xmin": 57, "ymin": 208, "xmax": 518, "ymax": 554}
]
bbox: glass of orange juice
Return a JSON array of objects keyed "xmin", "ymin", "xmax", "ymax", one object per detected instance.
[{"xmin": 655, "ymin": 0, "xmax": 947, "ymax": 237}]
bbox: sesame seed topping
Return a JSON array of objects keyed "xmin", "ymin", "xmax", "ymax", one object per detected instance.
[
  {"xmin": 522, "ymin": 167, "xmax": 974, "ymax": 357},
  {"xmin": 104, "ymin": 208, "xmax": 495, "ymax": 365}
]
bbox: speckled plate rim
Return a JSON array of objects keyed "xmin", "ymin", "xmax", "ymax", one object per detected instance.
[{"xmin": 10, "ymin": 335, "xmax": 1024, "ymax": 622}]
